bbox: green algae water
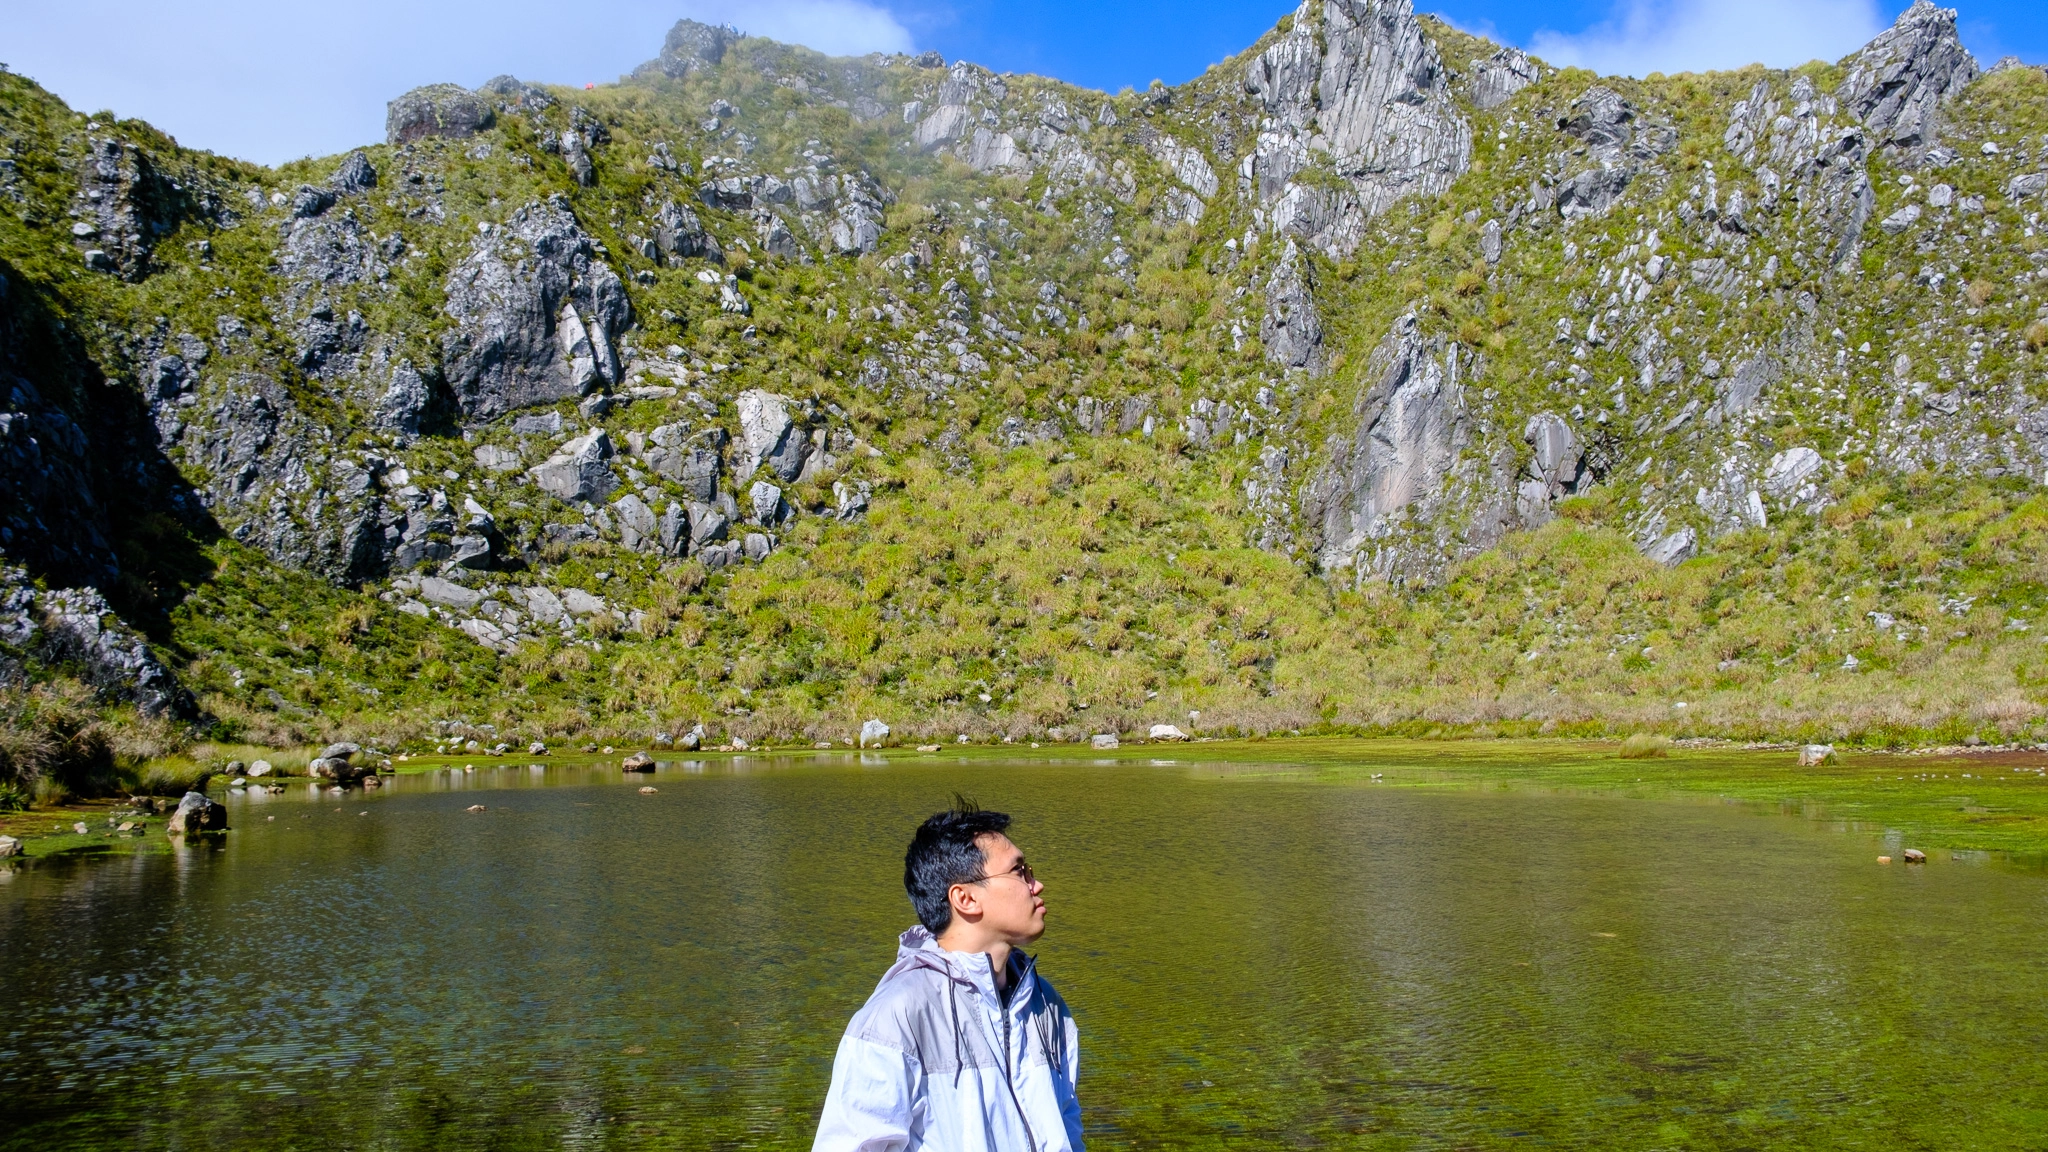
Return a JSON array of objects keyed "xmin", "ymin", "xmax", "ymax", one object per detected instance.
[{"xmin": 4, "ymin": 755, "xmax": 2047, "ymax": 1149}]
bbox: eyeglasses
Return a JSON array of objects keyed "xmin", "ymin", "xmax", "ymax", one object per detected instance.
[{"xmin": 969, "ymin": 858, "xmax": 1037, "ymax": 888}]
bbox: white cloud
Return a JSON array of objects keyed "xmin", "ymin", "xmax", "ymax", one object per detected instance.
[
  {"xmin": 3, "ymin": 0, "xmax": 913, "ymax": 166},
  {"xmin": 1529, "ymin": 0, "xmax": 1886, "ymax": 76}
]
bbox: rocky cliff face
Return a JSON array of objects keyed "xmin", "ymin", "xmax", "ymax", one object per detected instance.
[
  {"xmin": 0, "ymin": 6, "xmax": 2043, "ymax": 741},
  {"xmin": 1241, "ymin": 0, "xmax": 1473, "ymax": 260}
]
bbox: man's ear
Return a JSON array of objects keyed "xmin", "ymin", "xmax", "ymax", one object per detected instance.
[{"xmin": 948, "ymin": 881, "xmax": 983, "ymax": 921}]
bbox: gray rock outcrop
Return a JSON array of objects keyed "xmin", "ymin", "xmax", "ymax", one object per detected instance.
[
  {"xmin": 1240, "ymin": 0, "xmax": 1472, "ymax": 257},
  {"xmin": 649, "ymin": 20, "xmax": 732, "ymax": 78},
  {"xmin": 1835, "ymin": 0, "xmax": 1978, "ymax": 157},
  {"xmin": 441, "ymin": 199, "xmax": 630, "ymax": 420},
  {"xmin": 644, "ymin": 424, "xmax": 725, "ymax": 502},
  {"xmin": 1470, "ymin": 48, "xmax": 1540, "ymax": 109},
  {"xmin": 72, "ymin": 137, "xmax": 183, "ymax": 280},
  {"xmin": 386, "ymin": 84, "xmax": 495, "ymax": 146},
  {"xmin": 1517, "ymin": 413, "xmax": 1584, "ymax": 524},
  {"xmin": 34, "ymin": 585, "xmax": 195, "ymax": 719},
  {"xmin": 1260, "ymin": 240, "xmax": 1323, "ymax": 372},
  {"xmin": 329, "ymin": 151, "xmax": 378, "ymax": 196},
  {"xmin": 1304, "ymin": 314, "xmax": 1476, "ymax": 580}
]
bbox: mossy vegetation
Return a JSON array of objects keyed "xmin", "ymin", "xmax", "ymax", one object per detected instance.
[{"xmin": 2, "ymin": 16, "xmax": 2047, "ymax": 797}]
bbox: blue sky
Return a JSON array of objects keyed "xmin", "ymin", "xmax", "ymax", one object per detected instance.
[{"xmin": 2, "ymin": 0, "xmax": 2040, "ymax": 166}]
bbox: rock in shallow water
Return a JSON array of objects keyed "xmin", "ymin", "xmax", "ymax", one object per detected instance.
[{"xmin": 166, "ymin": 791, "xmax": 227, "ymax": 835}]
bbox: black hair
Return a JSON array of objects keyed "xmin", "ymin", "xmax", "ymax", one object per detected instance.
[{"xmin": 904, "ymin": 796, "xmax": 1011, "ymax": 934}]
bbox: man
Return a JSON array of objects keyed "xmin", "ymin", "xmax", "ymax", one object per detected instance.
[{"xmin": 813, "ymin": 801, "xmax": 1083, "ymax": 1151}]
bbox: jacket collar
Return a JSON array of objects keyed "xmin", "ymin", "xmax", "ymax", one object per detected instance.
[{"xmin": 895, "ymin": 925, "xmax": 1037, "ymax": 1010}]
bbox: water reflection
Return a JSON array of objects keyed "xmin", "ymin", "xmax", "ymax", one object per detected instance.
[{"xmin": 4, "ymin": 757, "xmax": 2046, "ymax": 1150}]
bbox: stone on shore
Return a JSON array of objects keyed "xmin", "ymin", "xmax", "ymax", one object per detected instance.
[
  {"xmin": 247, "ymin": 760, "xmax": 272, "ymax": 777},
  {"xmin": 1148, "ymin": 724, "xmax": 1189, "ymax": 741},
  {"xmin": 0, "ymin": 835, "xmax": 20, "ymax": 857},
  {"xmin": 1091, "ymin": 734, "xmax": 1119, "ymax": 750},
  {"xmin": 859, "ymin": 718, "xmax": 890, "ymax": 748},
  {"xmin": 166, "ymin": 791, "xmax": 227, "ymax": 835},
  {"xmin": 1797, "ymin": 743, "xmax": 1836, "ymax": 766}
]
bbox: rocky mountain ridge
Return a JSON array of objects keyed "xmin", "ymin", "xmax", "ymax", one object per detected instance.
[{"xmin": 3, "ymin": 1, "xmax": 2048, "ymax": 753}]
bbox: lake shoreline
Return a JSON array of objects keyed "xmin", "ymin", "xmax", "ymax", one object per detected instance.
[{"xmin": 9, "ymin": 735, "xmax": 2048, "ymax": 867}]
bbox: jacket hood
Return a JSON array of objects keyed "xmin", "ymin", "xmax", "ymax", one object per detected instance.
[{"xmin": 885, "ymin": 925, "xmax": 1037, "ymax": 1008}]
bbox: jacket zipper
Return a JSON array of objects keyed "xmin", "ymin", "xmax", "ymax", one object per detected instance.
[{"xmin": 1001, "ymin": 981, "xmax": 1040, "ymax": 1152}]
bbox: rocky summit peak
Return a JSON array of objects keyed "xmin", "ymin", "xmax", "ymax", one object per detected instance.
[
  {"xmin": 1836, "ymin": 0, "xmax": 1979, "ymax": 158},
  {"xmin": 651, "ymin": 19, "xmax": 736, "ymax": 79},
  {"xmin": 1, "ymin": 2, "xmax": 2045, "ymax": 748}
]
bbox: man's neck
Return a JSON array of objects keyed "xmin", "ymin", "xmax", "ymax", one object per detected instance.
[{"xmin": 936, "ymin": 931, "xmax": 1013, "ymax": 989}]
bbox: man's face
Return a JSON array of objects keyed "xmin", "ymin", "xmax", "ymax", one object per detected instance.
[{"xmin": 970, "ymin": 832, "xmax": 1047, "ymax": 943}]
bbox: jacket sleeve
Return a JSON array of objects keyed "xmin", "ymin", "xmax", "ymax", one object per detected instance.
[
  {"xmin": 1058, "ymin": 1006, "xmax": 1084, "ymax": 1150},
  {"xmin": 812, "ymin": 1033, "xmax": 924, "ymax": 1152}
]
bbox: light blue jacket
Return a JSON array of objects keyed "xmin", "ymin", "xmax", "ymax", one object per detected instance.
[{"xmin": 813, "ymin": 926, "xmax": 1084, "ymax": 1152}]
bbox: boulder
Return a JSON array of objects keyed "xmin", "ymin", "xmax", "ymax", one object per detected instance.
[
  {"xmin": 319, "ymin": 742, "xmax": 360, "ymax": 762},
  {"xmin": 622, "ymin": 751, "xmax": 655, "ymax": 771},
  {"xmin": 1642, "ymin": 526, "xmax": 1697, "ymax": 568},
  {"xmin": 1902, "ymin": 848, "xmax": 1927, "ymax": 863},
  {"xmin": 681, "ymin": 725, "xmax": 705, "ymax": 751},
  {"xmin": 529, "ymin": 741, "xmax": 548, "ymax": 755},
  {"xmin": 528, "ymin": 430, "xmax": 618, "ymax": 504},
  {"xmin": 1763, "ymin": 447, "xmax": 1824, "ymax": 502},
  {"xmin": 1797, "ymin": 743, "xmax": 1836, "ymax": 766},
  {"xmin": 386, "ymin": 84, "xmax": 494, "ymax": 146},
  {"xmin": 639, "ymin": 785, "xmax": 659, "ymax": 794},
  {"xmin": 166, "ymin": 791, "xmax": 227, "ymax": 835},
  {"xmin": 645, "ymin": 426, "xmax": 725, "ymax": 501},
  {"xmin": 735, "ymin": 390, "xmax": 807, "ymax": 481},
  {"xmin": 247, "ymin": 760, "xmax": 272, "ymax": 777},
  {"xmin": 1148, "ymin": 724, "xmax": 1189, "ymax": 741},
  {"xmin": 613, "ymin": 493, "xmax": 660, "ymax": 552},
  {"xmin": 418, "ymin": 577, "xmax": 483, "ymax": 610},
  {"xmin": 859, "ymin": 718, "xmax": 890, "ymax": 748},
  {"xmin": 0, "ymin": 835, "xmax": 20, "ymax": 857},
  {"xmin": 308, "ymin": 757, "xmax": 371, "ymax": 783},
  {"xmin": 749, "ymin": 481, "xmax": 786, "ymax": 526},
  {"xmin": 1091, "ymin": 734, "xmax": 1120, "ymax": 750},
  {"xmin": 654, "ymin": 201, "xmax": 722, "ymax": 262},
  {"xmin": 561, "ymin": 587, "xmax": 607, "ymax": 616}
]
